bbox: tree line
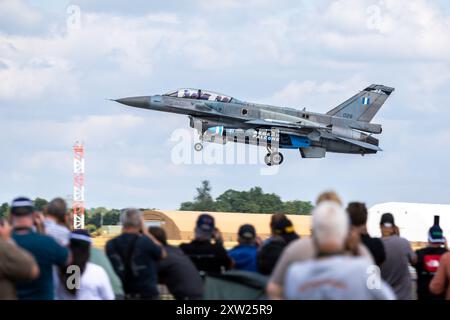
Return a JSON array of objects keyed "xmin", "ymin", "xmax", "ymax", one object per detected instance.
[
  {"xmin": 0, "ymin": 198, "xmax": 121, "ymax": 232},
  {"xmin": 0, "ymin": 181, "xmax": 313, "ymax": 227},
  {"xmin": 179, "ymin": 181, "xmax": 313, "ymax": 215}
]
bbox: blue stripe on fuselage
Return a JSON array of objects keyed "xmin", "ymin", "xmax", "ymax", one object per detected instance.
[{"xmin": 280, "ymin": 135, "xmax": 311, "ymax": 149}]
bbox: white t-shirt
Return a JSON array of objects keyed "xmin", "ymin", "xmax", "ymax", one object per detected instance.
[
  {"xmin": 284, "ymin": 256, "xmax": 396, "ymax": 300},
  {"xmin": 57, "ymin": 262, "xmax": 115, "ymax": 300}
]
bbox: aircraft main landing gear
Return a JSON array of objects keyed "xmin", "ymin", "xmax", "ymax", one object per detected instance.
[
  {"xmin": 264, "ymin": 149, "xmax": 284, "ymax": 166},
  {"xmin": 194, "ymin": 142, "xmax": 203, "ymax": 152}
]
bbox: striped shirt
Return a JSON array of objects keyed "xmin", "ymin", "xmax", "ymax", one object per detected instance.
[{"xmin": 44, "ymin": 219, "xmax": 70, "ymax": 247}]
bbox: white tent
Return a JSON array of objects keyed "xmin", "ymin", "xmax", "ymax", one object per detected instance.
[{"xmin": 367, "ymin": 202, "xmax": 450, "ymax": 243}]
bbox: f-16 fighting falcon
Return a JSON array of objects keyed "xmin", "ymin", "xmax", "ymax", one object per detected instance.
[{"xmin": 113, "ymin": 84, "xmax": 394, "ymax": 166}]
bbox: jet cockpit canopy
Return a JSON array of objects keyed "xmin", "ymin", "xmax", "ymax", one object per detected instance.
[{"xmin": 163, "ymin": 88, "xmax": 234, "ymax": 103}]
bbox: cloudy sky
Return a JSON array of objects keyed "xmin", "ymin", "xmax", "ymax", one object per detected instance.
[{"xmin": 1, "ymin": 0, "xmax": 450, "ymax": 209}]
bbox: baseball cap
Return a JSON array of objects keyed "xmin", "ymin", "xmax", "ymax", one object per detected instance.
[
  {"xmin": 273, "ymin": 218, "xmax": 299, "ymax": 243},
  {"xmin": 70, "ymin": 229, "xmax": 92, "ymax": 244},
  {"xmin": 196, "ymin": 213, "xmax": 215, "ymax": 234},
  {"xmin": 10, "ymin": 197, "xmax": 34, "ymax": 216},
  {"xmin": 380, "ymin": 213, "xmax": 395, "ymax": 228},
  {"xmin": 238, "ymin": 224, "xmax": 256, "ymax": 240},
  {"xmin": 429, "ymin": 225, "xmax": 445, "ymax": 244},
  {"xmin": 273, "ymin": 218, "xmax": 295, "ymax": 235}
]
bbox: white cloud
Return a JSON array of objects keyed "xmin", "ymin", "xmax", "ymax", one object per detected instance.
[
  {"xmin": 0, "ymin": 0, "xmax": 42, "ymax": 32},
  {"xmin": 194, "ymin": 0, "xmax": 274, "ymax": 11},
  {"xmin": 270, "ymin": 75, "xmax": 367, "ymax": 109},
  {"xmin": 144, "ymin": 13, "xmax": 179, "ymax": 24},
  {"xmin": 314, "ymin": 0, "xmax": 450, "ymax": 61},
  {"xmin": 2, "ymin": 0, "xmax": 450, "ymax": 209},
  {"xmin": 21, "ymin": 150, "xmax": 71, "ymax": 171},
  {"xmin": 120, "ymin": 162, "xmax": 155, "ymax": 179},
  {"xmin": 273, "ymin": 80, "xmax": 339, "ymax": 103},
  {"xmin": 0, "ymin": 11, "xmax": 235, "ymax": 99},
  {"xmin": 0, "ymin": 114, "xmax": 150, "ymax": 153},
  {"xmin": 2, "ymin": 0, "xmax": 448, "ymax": 102},
  {"xmin": 0, "ymin": 55, "xmax": 77, "ymax": 100}
]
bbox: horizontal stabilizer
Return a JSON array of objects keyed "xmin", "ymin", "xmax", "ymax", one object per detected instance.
[{"xmin": 336, "ymin": 136, "xmax": 382, "ymax": 151}]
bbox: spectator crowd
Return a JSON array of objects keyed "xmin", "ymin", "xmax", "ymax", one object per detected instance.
[{"xmin": 1, "ymin": 191, "xmax": 449, "ymax": 300}]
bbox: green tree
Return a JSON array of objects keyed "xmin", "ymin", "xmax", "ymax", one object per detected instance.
[
  {"xmin": 0, "ymin": 202, "xmax": 9, "ymax": 218},
  {"xmin": 249, "ymin": 187, "xmax": 283, "ymax": 213},
  {"xmin": 85, "ymin": 208, "xmax": 121, "ymax": 227},
  {"xmin": 85, "ymin": 207, "xmax": 107, "ymax": 228},
  {"xmin": 85, "ymin": 212, "xmax": 101, "ymax": 228},
  {"xmin": 215, "ymin": 187, "xmax": 283, "ymax": 213},
  {"xmin": 180, "ymin": 180, "xmax": 216, "ymax": 211},
  {"xmin": 283, "ymin": 200, "xmax": 313, "ymax": 215},
  {"xmin": 85, "ymin": 224, "xmax": 97, "ymax": 234},
  {"xmin": 215, "ymin": 189, "xmax": 261, "ymax": 213},
  {"xmin": 34, "ymin": 197, "xmax": 48, "ymax": 211},
  {"xmin": 180, "ymin": 181, "xmax": 313, "ymax": 215},
  {"xmin": 103, "ymin": 209, "xmax": 121, "ymax": 225}
]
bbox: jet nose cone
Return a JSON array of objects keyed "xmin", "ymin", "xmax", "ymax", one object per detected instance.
[{"xmin": 113, "ymin": 96, "xmax": 150, "ymax": 109}]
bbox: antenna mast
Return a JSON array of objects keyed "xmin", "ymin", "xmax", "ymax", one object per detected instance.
[{"xmin": 73, "ymin": 142, "xmax": 85, "ymax": 229}]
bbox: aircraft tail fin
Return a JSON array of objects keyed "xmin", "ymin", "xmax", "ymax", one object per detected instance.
[{"xmin": 326, "ymin": 84, "xmax": 394, "ymax": 122}]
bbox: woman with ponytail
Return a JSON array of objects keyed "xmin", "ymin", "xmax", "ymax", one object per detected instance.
[{"xmin": 57, "ymin": 230, "xmax": 114, "ymax": 300}]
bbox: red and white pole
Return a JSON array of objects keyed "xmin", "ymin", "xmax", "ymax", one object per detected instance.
[{"xmin": 73, "ymin": 142, "xmax": 85, "ymax": 229}]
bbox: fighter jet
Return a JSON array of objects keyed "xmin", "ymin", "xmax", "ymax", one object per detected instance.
[{"xmin": 113, "ymin": 84, "xmax": 394, "ymax": 166}]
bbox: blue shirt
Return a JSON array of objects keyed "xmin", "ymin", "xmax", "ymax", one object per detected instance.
[
  {"xmin": 13, "ymin": 230, "xmax": 69, "ymax": 300},
  {"xmin": 229, "ymin": 244, "xmax": 258, "ymax": 272}
]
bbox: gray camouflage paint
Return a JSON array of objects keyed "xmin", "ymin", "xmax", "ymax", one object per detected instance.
[{"xmin": 113, "ymin": 84, "xmax": 394, "ymax": 164}]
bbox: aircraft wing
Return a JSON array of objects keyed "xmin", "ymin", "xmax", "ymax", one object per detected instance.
[
  {"xmin": 245, "ymin": 119, "xmax": 300, "ymax": 129},
  {"xmin": 335, "ymin": 136, "xmax": 382, "ymax": 151}
]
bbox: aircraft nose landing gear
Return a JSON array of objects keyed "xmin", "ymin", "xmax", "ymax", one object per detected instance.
[{"xmin": 264, "ymin": 150, "xmax": 284, "ymax": 166}]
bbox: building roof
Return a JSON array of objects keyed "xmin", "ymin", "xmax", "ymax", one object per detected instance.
[
  {"xmin": 143, "ymin": 210, "xmax": 311, "ymax": 241},
  {"xmin": 108, "ymin": 202, "xmax": 450, "ymax": 245}
]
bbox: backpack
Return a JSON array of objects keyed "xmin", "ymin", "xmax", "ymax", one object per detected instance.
[{"xmin": 110, "ymin": 235, "xmax": 140, "ymax": 294}]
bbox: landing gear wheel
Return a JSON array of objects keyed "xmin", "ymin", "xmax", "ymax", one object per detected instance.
[
  {"xmin": 194, "ymin": 143, "xmax": 203, "ymax": 152},
  {"xmin": 270, "ymin": 152, "xmax": 284, "ymax": 165},
  {"xmin": 264, "ymin": 152, "xmax": 284, "ymax": 166},
  {"xmin": 264, "ymin": 153, "xmax": 272, "ymax": 166}
]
